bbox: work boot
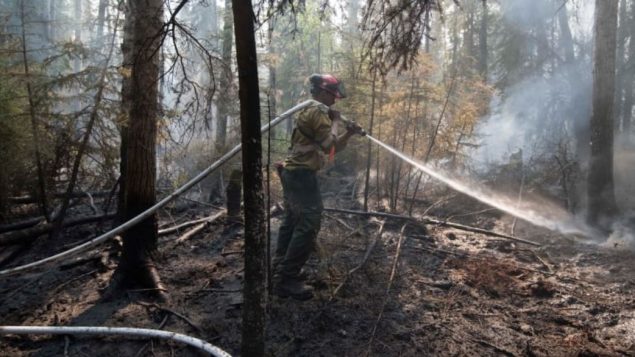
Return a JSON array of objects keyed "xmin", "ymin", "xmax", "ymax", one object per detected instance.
[{"xmin": 273, "ymin": 277, "xmax": 314, "ymax": 301}]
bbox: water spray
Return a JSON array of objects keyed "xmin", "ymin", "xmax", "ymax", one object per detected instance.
[{"xmin": 362, "ymin": 134, "xmax": 599, "ymax": 239}]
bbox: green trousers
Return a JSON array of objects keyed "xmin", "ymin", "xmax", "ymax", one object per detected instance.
[{"xmin": 274, "ymin": 168, "xmax": 323, "ymax": 280}]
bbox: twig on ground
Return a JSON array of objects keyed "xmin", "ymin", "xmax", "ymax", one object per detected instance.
[
  {"xmin": 366, "ymin": 223, "xmax": 408, "ymax": 356},
  {"xmin": 54, "ymin": 269, "xmax": 98, "ymax": 293},
  {"xmin": 174, "ymin": 222, "xmax": 207, "ymax": 244},
  {"xmin": 519, "ymin": 249, "xmax": 553, "ymax": 273},
  {"xmin": 330, "ymin": 221, "xmax": 385, "ymax": 300},
  {"xmin": 473, "ymin": 338, "xmax": 515, "ymax": 356},
  {"xmin": 133, "ymin": 314, "xmax": 169, "ymax": 357},
  {"xmin": 445, "ymin": 208, "xmax": 497, "ymax": 221},
  {"xmin": 324, "ymin": 213, "xmax": 354, "ymax": 231},
  {"xmin": 158, "ymin": 211, "xmax": 225, "ymax": 236},
  {"xmin": 324, "ymin": 207, "xmax": 540, "ymax": 247},
  {"xmin": 423, "ymin": 194, "xmax": 455, "ymax": 216},
  {"xmin": 64, "ymin": 335, "xmax": 70, "ymax": 357},
  {"xmin": 199, "ymin": 289, "xmax": 242, "ymax": 293},
  {"xmin": 137, "ymin": 302, "xmax": 202, "ymax": 335}
]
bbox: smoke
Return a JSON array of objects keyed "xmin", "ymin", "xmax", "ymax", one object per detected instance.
[
  {"xmin": 472, "ymin": 0, "xmax": 594, "ymax": 165},
  {"xmin": 473, "ymin": 61, "xmax": 592, "ymax": 164},
  {"xmin": 602, "ymin": 215, "xmax": 635, "ymax": 250}
]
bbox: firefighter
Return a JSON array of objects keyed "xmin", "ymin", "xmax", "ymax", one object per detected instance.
[{"xmin": 273, "ymin": 74, "xmax": 364, "ymax": 300}]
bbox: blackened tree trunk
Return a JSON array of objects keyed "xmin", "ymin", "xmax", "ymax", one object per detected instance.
[
  {"xmin": 232, "ymin": 1, "xmax": 266, "ymax": 355},
  {"xmin": 112, "ymin": 0, "xmax": 165, "ymax": 298},
  {"xmin": 587, "ymin": 0, "xmax": 619, "ymax": 226}
]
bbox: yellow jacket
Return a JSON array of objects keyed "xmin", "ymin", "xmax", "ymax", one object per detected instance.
[{"xmin": 284, "ymin": 100, "xmax": 349, "ymax": 171}]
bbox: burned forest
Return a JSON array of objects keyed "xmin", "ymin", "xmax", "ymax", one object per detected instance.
[{"xmin": 3, "ymin": 0, "xmax": 635, "ymax": 356}]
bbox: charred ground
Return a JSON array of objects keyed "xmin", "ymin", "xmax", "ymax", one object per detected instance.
[{"xmin": 1, "ymin": 180, "xmax": 635, "ymax": 356}]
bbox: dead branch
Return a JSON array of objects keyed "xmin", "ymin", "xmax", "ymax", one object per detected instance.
[
  {"xmin": 324, "ymin": 207, "xmax": 540, "ymax": 247},
  {"xmin": 0, "ymin": 245, "xmax": 26, "ymax": 267},
  {"xmin": 174, "ymin": 222, "xmax": 207, "ymax": 244},
  {"xmin": 367, "ymin": 223, "xmax": 408, "ymax": 355},
  {"xmin": 158, "ymin": 210, "xmax": 225, "ymax": 236},
  {"xmin": 8, "ymin": 191, "xmax": 111, "ymax": 205},
  {"xmin": 330, "ymin": 221, "xmax": 385, "ymax": 300},
  {"xmin": 137, "ymin": 301, "xmax": 203, "ymax": 335},
  {"xmin": 0, "ymin": 213, "xmax": 116, "ymax": 246},
  {"xmin": 134, "ymin": 314, "xmax": 169, "ymax": 357},
  {"xmin": 323, "ymin": 213, "xmax": 354, "ymax": 231},
  {"xmin": 0, "ymin": 216, "xmax": 45, "ymax": 234}
]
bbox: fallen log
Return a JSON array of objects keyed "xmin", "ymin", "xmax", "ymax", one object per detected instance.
[
  {"xmin": 0, "ymin": 213, "xmax": 115, "ymax": 246},
  {"xmin": 8, "ymin": 191, "xmax": 111, "ymax": 205},
  {"xmin": 158, "ymin": 210, "xmax": 225, "ymax": 236},
  {"xmin": 323, "ymin": 207, "xmax": 540, "ymax": 247},
  {"xmin": 0, "ymin": 245, "xmax": 27, "ymax": 267},
  {"xmin": 0, "ymin": 216, "xmax": 45, "ymax": 234},
  {"xmin": 175, "ymin": 222, "xmax": 207, "ymax": 244}
]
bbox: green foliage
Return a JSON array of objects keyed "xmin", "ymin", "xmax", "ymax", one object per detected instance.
[{"xmin": 0, "ymin": 60, "xmax": 30, "ymax": 218}]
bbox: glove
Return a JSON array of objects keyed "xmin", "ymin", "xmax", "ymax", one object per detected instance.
[{"xmin": 346, "ymin": 120, "xmax": 366, "ymax": 136}]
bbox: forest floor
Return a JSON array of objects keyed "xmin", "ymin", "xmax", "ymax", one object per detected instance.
[{"xmin": 2, "ymin": 174, "xmax": 635, "ymax": 356}]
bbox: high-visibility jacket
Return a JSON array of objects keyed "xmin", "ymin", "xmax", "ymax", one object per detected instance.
[{"xmin": 284, "ymin": 100, "xmax": 348, "ymax": 171}]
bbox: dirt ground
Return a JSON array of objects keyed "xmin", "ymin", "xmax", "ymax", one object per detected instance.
[{"xmin": 2, "ymin": 180, "xmax": 635, "ymax": 356}]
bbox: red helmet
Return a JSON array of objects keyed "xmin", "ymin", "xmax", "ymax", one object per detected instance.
[{"xmin": 309, "ymin": 74, "xmax": 347, "ymax": 98}]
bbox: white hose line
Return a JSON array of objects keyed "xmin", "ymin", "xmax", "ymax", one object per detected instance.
[
  {"xmin": 0, "ymin": 100, "xmax": 314, "ymax": 278},
  {"xmin": 0, "ymin": 325, "xmax": 231, "ymax": 357}
]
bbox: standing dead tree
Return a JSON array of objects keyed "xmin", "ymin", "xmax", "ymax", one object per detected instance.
[{"xmin": 233, "ymin": 0, "xmax": 266, "ymax": 355}]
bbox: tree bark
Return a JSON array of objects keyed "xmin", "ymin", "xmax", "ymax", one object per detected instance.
[
  {"xmin": 226, "ymin": 169, "xmax": 242, "ymax": 222},
  {"xmin": 587, "ymin": 0, "xmax": 619, "ymax": 226},
  {"xmin": 232, "ymin": 1, "xmax": 266, "ymax": 355},
  {"xmin": 118, "ymin": 0, "xmax": 134, "ymax": 225},
  {"xmin": 111, "ymin": 0, "xmax": 165, "ymax": 297}
]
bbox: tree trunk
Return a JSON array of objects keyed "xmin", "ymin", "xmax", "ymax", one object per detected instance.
[
  {"xmin": 20, "ymin": 0, "xmax": 50, "ymax": 222},
  {"xmin": 363, "ymin": 68, "xmax": 378, "ymax": 212},
  {"xmin": 97, "ymin": 0, "xmax": 108, "ymax": 46},
  {"xmin": 118, "ymin": 0, "xmax": 134, "ymax": 225},
  {"xmin": 622, "ymin": 0, "xmax": 635, "ymax": 136},
  {"xmin": 217, "ymin": 0, "xmax": 234, "ymax": 150},
  {"xmin": 209, "ymin": 0, "xmax": 219, "ymax": 50},
  {"xmin": 73, "ymin": 0, "xmax": 82, "ymax": 74},
  {"xmin": 268, "ymin": 18, "xmax": 277, "ymax": 139},
  {"xmin": 614, "ymin": 0, "xmax": 628, "ymax": 134},
  {"xmin": 226, "ymin": 169, "xmax": 242, "ymax": 222},
  {"xmin": 232, "ymin": 1, "xmax": 266, "ymax": 355},
  {"xmin": 558, "ymin": 2, "xmax": 575, "ymax": 63},
  {"xmin": 111, "ymin": 0, "xmax": 165, "ymax": 298},
  {"xmin": 478, "ymin": 0, "xmax": 488, "ymax": 79},
  {"xmin": 587, "ymin": 0, "xmax": 619, "ymax": 226}
]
